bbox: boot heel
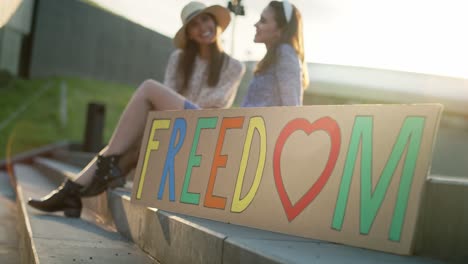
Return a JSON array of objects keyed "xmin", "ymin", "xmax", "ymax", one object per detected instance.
[
  {"xmin": 64, "ymin": 208, "xmax": 81, "ymax": 218},
  {"xmin": 28, "ymin": 179, "xmax": 83, "ymax": 218}
]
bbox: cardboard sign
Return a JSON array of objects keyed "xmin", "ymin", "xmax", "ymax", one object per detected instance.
[{"xmin": 131, "ymin": 104, "xmax": 442, "ymax": 255}]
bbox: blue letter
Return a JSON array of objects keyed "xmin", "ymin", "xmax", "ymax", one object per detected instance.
[{"xmin": 158, "ymin": 118, "xmax": 187, "ymax": 201}]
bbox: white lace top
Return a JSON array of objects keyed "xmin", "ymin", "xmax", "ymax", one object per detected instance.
[{"xmin": 164, "ymin": 49, "xmax": 245, "ymax": 109}]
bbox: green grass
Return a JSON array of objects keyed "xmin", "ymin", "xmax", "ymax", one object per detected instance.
[{"xmin": 0, "ymin": 76, "xmax": 135, "ymax": 160}]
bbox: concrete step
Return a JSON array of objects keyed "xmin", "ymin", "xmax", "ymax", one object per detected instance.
[
  {"xmin": 0, "ymin": 141, "xmax": 69, "ymax": 171},
  {"xmin": 32, "ymin": 156, "xmax": 446, "ymax": 264},
  {"xmin": 48, "ymin": 148, "xmax": 96, "ymax": 168},
  {"xmin": 13, "ymin": 163, "xmax": 157, "ymax": 263},
  {"xmin": 0, "ymin": 171, "xmax": 20, "ymax": 264},
  {"xmin": 33, "ymin": 156, "xmax": 130, "ymax": 228}
]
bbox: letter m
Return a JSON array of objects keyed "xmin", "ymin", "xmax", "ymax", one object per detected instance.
[{"xmin": 332, "ymin": 116, "xmax": 425, "ymax": 242}]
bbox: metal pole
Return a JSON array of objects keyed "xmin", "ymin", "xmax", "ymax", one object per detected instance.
[
  {"xmin": 59, "ymin": 81, "xmax": 67, "ymax": 128},
  {"xmin": 231, "ymin": 14, "xmax": 237, "ymax": 56}
]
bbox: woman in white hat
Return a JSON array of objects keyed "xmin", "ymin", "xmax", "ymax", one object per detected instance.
[
  {"xmin": 28, "ymin": 0, "xmax": 308, "ymax": 218},
  {"xmin": 166, "ymin": 1, "xmax": 245, "ymax": 109}
]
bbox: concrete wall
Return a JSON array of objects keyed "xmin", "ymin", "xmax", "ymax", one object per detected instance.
[
  {"xmin": 235, "ymin": 62, "xmax": 468, "ymax": 178},
  {"xmin": 305, "ymin": 69, "xmax": 468, "ymax": 178},
  {"xmin": 0, "ymin": 28, "xmax": 22, "ymax": 74},
  {"xmin": 29, "ymin": 0, "xmax": 173, "ymax": 85},
  {"xmin": 301, "ymin": 63, "xmax": 468, "ymax": 178},
  {"xmin": 305, "ymin": 63, "xmax": 468, "ymax": 115}
]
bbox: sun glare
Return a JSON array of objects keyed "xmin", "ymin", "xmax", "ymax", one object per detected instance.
[
  {"xmin": 0, "ymin": 0, "xmax": 22, "ymax": 28},
  {"xmin": 83, "ymin": 0, "xmax": 468, "ymax": 79}
]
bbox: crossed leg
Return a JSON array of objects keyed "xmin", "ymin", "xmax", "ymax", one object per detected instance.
[{"xmin": 74, "ymin": 79, "xmax": 187, "ymax": 186}]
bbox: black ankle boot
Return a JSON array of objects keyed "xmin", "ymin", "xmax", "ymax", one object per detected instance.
[
  {"xmin": 80, "ymin": 154, "xmax": 125, "ymax": 197},
  {"xmin": 28, "ymin": 179, "xmax": 83, "ymax": 218}
]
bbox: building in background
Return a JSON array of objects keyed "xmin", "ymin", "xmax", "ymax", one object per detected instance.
[
  {"xmin": 0, "ymin": 0, "xmax": 173, "ymax": 84},
  {"xmin": 0, "ymin": 0, "xmax": 34, "ymax": 76}
]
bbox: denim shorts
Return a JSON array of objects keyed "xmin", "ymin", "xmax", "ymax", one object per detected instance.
[{"xmin": 184, "ymin": 100, "xmax": 200, "ymax": 110}]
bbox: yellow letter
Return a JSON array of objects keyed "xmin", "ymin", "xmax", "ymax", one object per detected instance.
[
  {"xmin": 136, "ymin": 119, "xmax": 171, "ymax": 199},
  {"xmin": 231, "ymin": 117, "xmax": 266, "ymax": 212}
]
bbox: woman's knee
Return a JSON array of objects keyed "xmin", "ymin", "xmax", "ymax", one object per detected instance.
[
  {"xmin": 137, "ymin": 79, "xmax": 165, "ymax": 98},
  {"xmin": 135, "ymin": 79, "xmax": 156, "ymax": 98}
]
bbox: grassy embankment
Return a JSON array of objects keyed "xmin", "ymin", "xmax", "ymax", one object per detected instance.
[{"xmin": 0, "ymin": 76, "xmax": 135, "ymax": 160}]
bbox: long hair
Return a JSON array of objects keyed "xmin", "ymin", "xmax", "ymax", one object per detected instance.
[
  {"xmin": 176, "ymin": 14, "xmax": 226, "ymax": 94},
  {"xmin": 254, "ymin": 1, "xmax": 309, "ymax": 89}
]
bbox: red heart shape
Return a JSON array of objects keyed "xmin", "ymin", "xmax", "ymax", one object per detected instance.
[{"xmin": 273, "ymin": 117, "xmax": 341, "ymax": 222}]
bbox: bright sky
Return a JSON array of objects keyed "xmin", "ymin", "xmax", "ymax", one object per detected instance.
[
  {"xmin": 90, "ymin": 0, "xmax": 468, "ymax": 80},
  {"xmin": 0, "ymin": 0, "xmax": 22, "ymax": 27}
]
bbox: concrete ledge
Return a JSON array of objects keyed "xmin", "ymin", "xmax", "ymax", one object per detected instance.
[
  {"xmin": 13, "ymin": 164, "xmax": 157, "ymax": 263},
  {"xmin": 49, "ymin": 148, "xmax": 95, "ymax": 168},
  {"xmin": 33, "ymin": 156, "xmax": 78, "ymax": 184},
  {"xmin": 0, "ymin": 171, "xmax": 22, "ymax": 264},
  {"xmin": 414, "ymin": 176, "xmax": 468, "ymax": 263},
  {"xmin": 33, "ymin": 156, "xmax": 115, "ymax": 228},
  {"xmin": 16, "ymin": 185, "xmax": 39, "ymax": 264},
  {"xmin": 108, "ymin": 189, "xmax": 226, "ymax": 264},
  {"xmin": 108, "ymin": 188, "xmax": 442, "ymax": 264},
  {"xmin": 32, "ymin": 155, "xmax": 452, "ymax": 264}
]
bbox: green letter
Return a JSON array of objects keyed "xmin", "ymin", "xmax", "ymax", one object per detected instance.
[
  {"xmin": 332, "ymin": 116, "xmax": 425, "ymax": 241},
  {"xmin": 180, "ymin": 117, "xmax": 218, "ymax": 204}
]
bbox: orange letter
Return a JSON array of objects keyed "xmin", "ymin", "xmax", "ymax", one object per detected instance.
[{"xmin": 204, "ymin": 117, "xmax": 244, "ymax": 209}]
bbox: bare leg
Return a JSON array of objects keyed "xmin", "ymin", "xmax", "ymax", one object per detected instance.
[{"xmin": 74, "ymin": 79, "xmax": 187, "ymax": 186}]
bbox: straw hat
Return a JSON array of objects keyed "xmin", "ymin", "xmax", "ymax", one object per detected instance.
[{"xmin": 174, "ymin": 1, "xmax": 231, "ymax": 48}]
